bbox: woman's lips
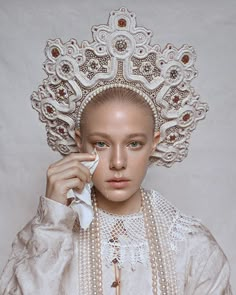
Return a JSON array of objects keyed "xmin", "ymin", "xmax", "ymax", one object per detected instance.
[{"xmin": 107, "ymin": 178, "xmax": 130, "ymax": 189}]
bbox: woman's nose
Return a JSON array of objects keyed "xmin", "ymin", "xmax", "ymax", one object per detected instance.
[{"xmin": 109, "ymin": 146, "xmax": 127, "ymax": 170}]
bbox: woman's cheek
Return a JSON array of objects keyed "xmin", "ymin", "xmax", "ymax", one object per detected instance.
[
  {"xmin": 93, "ymin": 155, "xmax": 107, "ymax": 180},
  {"xmin": 129, "ymin": 149, "xmax": 150, "ymax": 163}
]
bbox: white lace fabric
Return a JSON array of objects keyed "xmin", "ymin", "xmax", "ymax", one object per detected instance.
[{"xmin": 98, "ymin": 207, "xmax": 150, "ymax": 270}]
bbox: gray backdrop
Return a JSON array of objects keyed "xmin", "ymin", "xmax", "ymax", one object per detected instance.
[{"xmin": 0, "ymin": 0, "xmax": 235, "ymax": 292}]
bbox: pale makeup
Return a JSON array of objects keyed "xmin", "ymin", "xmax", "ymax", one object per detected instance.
[{"xmin": 75, "ymin": 100, "xmax": 160, "ymax": 215}]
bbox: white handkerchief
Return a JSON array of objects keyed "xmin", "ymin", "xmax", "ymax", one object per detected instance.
[{"xmin": 67, "ymin": 152, "xmax": 99, "ymax": 229}]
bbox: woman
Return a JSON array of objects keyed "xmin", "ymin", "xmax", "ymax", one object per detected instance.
[{"xmin": 0, "ymin": 7, "xmax": 232, "ymax": 295}]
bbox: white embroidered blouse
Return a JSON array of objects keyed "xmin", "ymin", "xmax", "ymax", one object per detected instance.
[{"xmin": 0, "ymin": 190, "xmax": 232, "ymax": 294}]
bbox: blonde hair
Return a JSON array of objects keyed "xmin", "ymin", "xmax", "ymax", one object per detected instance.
[{"xmin": 80, "ymin": 87, "xmax": 155, "ymax": 131}]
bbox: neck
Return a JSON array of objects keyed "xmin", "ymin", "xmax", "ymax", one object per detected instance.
[{"xmin": 93, "ymin": 188, "xmax": 142, "ymax": 215}]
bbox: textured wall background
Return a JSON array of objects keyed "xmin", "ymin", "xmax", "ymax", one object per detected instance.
[{"xmin": 0, "ymin": 0, "xmax": 235, "ymax": 292}]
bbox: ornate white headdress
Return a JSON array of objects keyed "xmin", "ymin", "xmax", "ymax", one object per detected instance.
[{"xmin": 31, "ymin": 7, "xmax": 208, "ymax": 167}]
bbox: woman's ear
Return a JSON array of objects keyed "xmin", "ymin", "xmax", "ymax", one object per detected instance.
[
  {"xmin": 151, "ymin": 131, "xmax": 160, "ymax": 154},
  {"xmin": 75, "ymin": 129, "xmax": 82, "ymax": 152}
]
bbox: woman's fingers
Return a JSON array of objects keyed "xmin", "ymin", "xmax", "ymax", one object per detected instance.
[
  {"xmin": 45, "ymin": 152, "xmax": 96, "ymax": 205},
  {"xmin": 47, "ymin": 160, "xmax": 91, "ymax": 183},
  {"xmin": 51, "ymin": 153, "xmax": 96, "ymax": 168},
  {"xmin": 47, "ymin": 177, "xmax": 84, "ymax": 205},
  {"xmin": 48, "ymin": 166, "xmax": 88, "ymax": 187}
]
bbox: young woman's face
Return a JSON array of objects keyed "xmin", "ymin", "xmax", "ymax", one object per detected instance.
[{"xmin": 76, "ymin": 99, "xmax": 159, "ymax": 212}]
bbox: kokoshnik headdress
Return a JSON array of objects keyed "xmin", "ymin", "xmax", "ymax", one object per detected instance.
[{"xmin": 31, "ymin": 7, "xmax": 209, "ymax": 167}]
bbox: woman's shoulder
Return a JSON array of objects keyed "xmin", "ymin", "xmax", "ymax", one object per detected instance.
[
  {"xmin": 146, "ymin": 189, "xmax": 201, "ymax": 232},
  {"xmin": 146, "ymin": 189, "xmax": 224, "ymax": 252}
]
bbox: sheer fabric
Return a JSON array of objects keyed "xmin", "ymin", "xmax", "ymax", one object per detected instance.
[{"xmin": 0, "ymin": 190, "xmax": 232, "ymax": 294}]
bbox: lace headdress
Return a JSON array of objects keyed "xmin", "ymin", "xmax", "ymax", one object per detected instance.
[{"xmin": 31, "ymin": 7, "xmax": 208, "ymax": 167}]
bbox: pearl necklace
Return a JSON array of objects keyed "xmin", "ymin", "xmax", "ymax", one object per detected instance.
[
  {"xmin": 142, "ymin": 189, "xmax": 168, "ymax": 294},
  {"xmin": 90, "ymin": 192, "xmax": 103, "ymax": 294},
  {"xmin": 89, "ymin": 188, "xmax": 169, "ymax": 295}
]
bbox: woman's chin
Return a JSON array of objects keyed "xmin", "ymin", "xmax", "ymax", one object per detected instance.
[{"xmin": 94, "ymin": 186, "xmax": 141, "ymax": 204}]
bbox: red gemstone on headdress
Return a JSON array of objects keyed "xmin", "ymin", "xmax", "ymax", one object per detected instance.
[
  {"xmin": 183, "ymin": 113, "xmax": 190, "ymax": 121},
  {"xmin": 182, "ymin": 55, "xmax": 189, "ymax": 64},
  {"xmin": 51, "ymin": 48, "xmax": 60, "ymax": 58},
  {"xmin": 46, "ymin": 106, "xmax": 54, "ymax": 114},
  {"xmin": 58, "ymin": 89, "xmax": 66, "ymax": 97},
  {"xmin": 59, "ymin": 128, "xmax": 65, "ymax": 134},
  {"xmin": 118, "ymin": 18, "xmax": 127, "ymax": 27},
  {"xmin": 173, "ymin": 95, "xmax": 180, "ymax": 103},
  {"xmin": 169, "ymin": 135, "xmax": 176, "ymax": 141}
]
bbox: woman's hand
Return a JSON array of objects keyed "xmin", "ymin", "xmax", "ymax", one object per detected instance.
[{"xmin": 45, "ymin": 153, "xmax": 96, "ymax": 205}]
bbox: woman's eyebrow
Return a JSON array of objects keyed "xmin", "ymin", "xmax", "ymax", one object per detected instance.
[
  {"xmin": 126, "ymin": 133, "xmax": 147, "ymax": 139},
  {"xmin": 87, "ymin": 132, "xmax": 110, "ymax": 139},
  {"xmin": 87, "ymin": 132, "xmax": 147, "ymax": 139}
]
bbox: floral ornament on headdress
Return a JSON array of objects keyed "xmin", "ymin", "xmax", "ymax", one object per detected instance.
[{"xmin": 31, "ymin": 7, "xmax": 209, "ymax": 167}]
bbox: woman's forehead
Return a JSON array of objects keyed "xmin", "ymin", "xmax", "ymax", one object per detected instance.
[
  {"xmin": 85, "ymin": 100, "xmax": 152, "ymax": 122},
  {"xmin": 82, "ymin": 100, "xmax": 154, "ymax": 134},
  {"xmin": 85, "ymin": 98, "xmax": 153, "ymax": 118}
]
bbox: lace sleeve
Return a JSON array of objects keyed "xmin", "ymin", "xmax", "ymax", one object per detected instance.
[{"xmin": 0, "ymin": 196, "xmax": 76, "ymax": 295}]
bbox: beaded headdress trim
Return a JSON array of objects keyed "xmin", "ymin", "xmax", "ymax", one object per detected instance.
[{"xmin": 31, "ymin": 7, "xmax": 209, "ymax": 167}]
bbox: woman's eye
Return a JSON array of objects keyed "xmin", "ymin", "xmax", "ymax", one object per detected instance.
[
  {"xmin": 129, "ymin": 141, "xmax": 142, "ymax": 148},
  {"xmin": 94, "ymin": 141, "xmax": 107, "ymax": 148}
]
